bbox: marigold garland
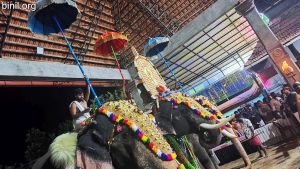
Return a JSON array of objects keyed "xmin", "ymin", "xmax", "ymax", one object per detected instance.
[
  {"xmin": 98, "ymin": 107, "xmax": 176, "ymax": 161},
  {"xmin": 159, "ymin": 93, "xmax": 232, "ymax": 129},
  {"xmin": 194, "ymin": 96, "xmax": 232, "ymax": 128},
  {"xmin": 83, "ymin": 100, "xmax": 177, "ymax": 161},
  {"xmin": 159, "ymin": 93, "xmax": 217, "ymax": 121},
  {"xmin": 194, "ymin": 96, "xmax": 223, "ymax": 119}
]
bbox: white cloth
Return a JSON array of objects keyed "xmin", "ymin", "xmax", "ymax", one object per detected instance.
[
  {"xmin": 71, "ymin": 101, "xmax": 91, "ymax": 131},
  {"xmin": 240, "ymin": 118, "xmax": 254, "ymax": 139},
  {"xmin": 293, "ymin": 112, "xmax": 300, "ymax": 124},
  {"xmin": 254, "ymin": 123, "xmax": 283, "ymax": 146},
  {"xmin": 259, "ymin": 120, "xmax": 265, "ymax": 127}
]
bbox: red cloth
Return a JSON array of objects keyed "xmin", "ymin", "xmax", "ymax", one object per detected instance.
[
  {"xmin": 249, "ymin": 134, "xmax": 261, "ymax": 146},
  {"xmin": 76, "ymin": 149, "xmax": 114, "ymax": 169}
]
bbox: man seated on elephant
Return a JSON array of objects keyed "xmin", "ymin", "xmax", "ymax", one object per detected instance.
[{"xmin": 69, "ymin": 85, "xmax": 92, "ymax": 131}]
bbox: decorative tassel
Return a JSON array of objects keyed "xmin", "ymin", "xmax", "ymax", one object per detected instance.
[{"xmin": 178, "ymin": 164, "xmax": 186, "ymax": 169}]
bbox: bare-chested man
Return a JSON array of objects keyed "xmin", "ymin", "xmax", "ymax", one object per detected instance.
[{"xmin": 69, "ymin": 85, "xmax": 91, "ymax": 131}]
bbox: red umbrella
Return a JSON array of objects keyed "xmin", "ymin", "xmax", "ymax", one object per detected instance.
[{"xmin": 95, "ymin": 32, "xmax": 128, "ymax": 80}]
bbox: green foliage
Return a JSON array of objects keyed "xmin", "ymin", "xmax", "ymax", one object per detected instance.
[
  {"xmin": 24, "ymin": 120, "xmax": 73, "ymax": 162},
  {"xmin": 91, "ymin": 89, "xmax": 125, "ymax": 114},
  {"xmin": 55, "ymin": 120, "xmax": 73, "ymax": 136},
  {"xmin": 25, "ymin": 89, "xmax": 124, "ymax": 163},
  {"xmin": 98, "ymin": 89, "xmax": 125, "ymax": 103},
  {"xmin": 24, "ymin": 128, "xmax": 52, "ymax": 162}
]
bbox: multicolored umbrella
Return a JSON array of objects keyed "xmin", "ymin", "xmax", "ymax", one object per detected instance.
[
  {"xmin": 144, "ymin": 37, "xmax": 184, "ymax": 93},
  {"xmin": 28, "ymin": 0, "xmax": 102, "ymax": 107},
  {"xmin": 95, "ymin": 32, "xmax": 128, "ymax": 81}
]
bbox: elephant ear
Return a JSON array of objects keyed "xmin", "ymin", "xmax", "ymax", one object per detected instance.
[
  {"xmin": 156, "ymin": 101, "xmax": 177, "ymax": 135},
  {"xmin": 156, "ymin": 115, "xmax": 177, "ymax": 135}
]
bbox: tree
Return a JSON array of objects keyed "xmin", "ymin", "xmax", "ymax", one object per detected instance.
[
  {"xmin": 24, "ymin": 89, "xmax": 124, "ymax": 163},
  {"xmin": 24, "ymin": 128, "xmax": 52, "ymax": 162}
]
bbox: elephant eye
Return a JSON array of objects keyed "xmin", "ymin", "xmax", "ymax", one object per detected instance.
[
  {"xmin": 204, "ymin": 131, "xmax": 209, "ymax": 137},
  {"xmin": 203, "ymin": 131, "xmax": 212, "ymax": 142}
]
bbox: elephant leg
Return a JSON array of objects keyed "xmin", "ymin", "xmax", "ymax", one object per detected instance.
[
  {"xmin": 187, "ymin": 134, "xmax": 215, "ymax": 169},
  {"xmin": 226, "ymin": 128, "xmax": 251, "ymax": 169}
]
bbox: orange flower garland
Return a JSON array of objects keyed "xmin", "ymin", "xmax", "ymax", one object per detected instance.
[
  {"xmin": 159, "ymin": 93, "xmax": 232, "ymax": 129},
  {"xmin": 98, "ymin": 107, "xmax": 177, "ymax": 161}
]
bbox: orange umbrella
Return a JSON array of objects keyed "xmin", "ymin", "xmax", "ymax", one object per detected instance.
[{"xmin": 95, "ymin": 32, "xmax": 128, "ymax": 80}]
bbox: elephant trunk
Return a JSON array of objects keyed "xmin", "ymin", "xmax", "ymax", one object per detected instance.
[{"xmin": 226, "ymin": 128, "xmax": 252, "ymax": 169}]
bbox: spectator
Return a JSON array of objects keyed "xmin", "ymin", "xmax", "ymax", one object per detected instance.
[
  {"xmin": 247, "ymin": 104, "xmax": 265, "ymax": 129},
  {"xmin": 283, "ymin": 84, "xmax": 300, "ymax": 124},
  {"xmin": 232, "ymin": 111, "xmax": 244, "ymax": 137},
  {"xmin": 257, "ymin": 100, "xmax": 274, "ymax": 124},
  {"xmin": 270, "ymin": 92, "xmax": 282, "ymax": 119},
  {"xmin": 235, "ymin": 114, "xmax": 268, "ymax": 158},
  {"xmin": 293, "ymin": 82, "xmax": 300, "ymax": 123}
]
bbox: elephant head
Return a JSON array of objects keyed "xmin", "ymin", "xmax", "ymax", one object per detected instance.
[
  {"xmin": 156, "ymin": 100, "xmax": 225, "ymax": 149},
  {"xmin": 155, "ymin": 94, "xmax": 251, "ymax": 169},
  {"xmin": 76, "ymin": 113, "xmax": 115, "ymax": 169},
  {"xmin": 81, "ymin": 100, "xmax": 178, "ymax": 169}
]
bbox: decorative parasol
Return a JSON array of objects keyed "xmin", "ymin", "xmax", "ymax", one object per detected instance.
[
  {"xmin": 144, "ymin": 37, "xmax": 184, "ymax": 93},
  {"xmin": 132, "ymin": 47, "xmax": 167, "ymax": 99},
  {"xmin": 27, "ymin": 0, "xmax": 102, "ymax": 107},
  {"xmin": 95, "ymin": 32, "xmax": 128, "ymax": 81},
  {"xmin": 28, "ymin": 0, "xmax": 79, "ymax": 35}
]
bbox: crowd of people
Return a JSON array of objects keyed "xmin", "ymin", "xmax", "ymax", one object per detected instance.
[
  {"xmin": 233, "ymin": 83, "xmax": 300, "ymax": 128},
  {"xmin": 230, "ymin": 82, "xmax": 300, "ymax": 158}
]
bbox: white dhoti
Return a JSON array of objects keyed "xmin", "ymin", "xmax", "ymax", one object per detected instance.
[{"xmin": 71, "ymin": 101, "xmax": 91, "ymax": 131}]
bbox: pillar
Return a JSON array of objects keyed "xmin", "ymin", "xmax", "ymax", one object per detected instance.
[{"xmin": 236, "ymin": 0, "xmax": 300, "ymax": 86}]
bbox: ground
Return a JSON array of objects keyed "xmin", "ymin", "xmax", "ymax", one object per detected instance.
[{"xmin": 220, "ymin": 137, "xmax": 300, "ymax": 169}]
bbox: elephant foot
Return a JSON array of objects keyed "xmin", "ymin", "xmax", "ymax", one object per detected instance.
[{"xmin": 243, "ymin": 164, "xmax": 252, "ymax": 169}]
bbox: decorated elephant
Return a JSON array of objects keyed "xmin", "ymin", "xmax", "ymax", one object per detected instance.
[
  {"xmin": 153, "ymin": 90, "xmax": 235, "ymax": 169},
  {"xmin": 127, "ymin": 47, "xmax": 251, "ymax": 169},
  {"xmin": 32, "ymin": 100, "xmax": 179, "ymax": 169},
  {"xmin": 157, "ymin": 92, "xmax": 251, "ymax": 169}
]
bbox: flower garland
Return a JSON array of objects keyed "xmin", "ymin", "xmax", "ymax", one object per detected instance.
[
  {"xmin": 194, "ymin": 96, "xmax": 223, "ymax": 119},
  {"xmin": 159, "ymin": 93, "xmax": 217, "ymax": 121},
  {"xmin": 159, "ymin": 93, "xmax": 232, "ymax": 129},
  {"xmin": 98, "ymin": 106, "xmax": 177, "ymax": 161},
  {"xmin": 194, "ymin": 96, "xmax": 232, "ymax": 129}
]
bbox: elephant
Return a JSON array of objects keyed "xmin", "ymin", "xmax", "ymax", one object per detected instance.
[
  {"xmin": 32, "ymin": 100, "xmax": 179, "ymax": 169},
  {"xmin": 134, "ymin": 83, "xmax": 233, "ymax": 169},
  {"xmin": 154, "ymin": 93, "xmax": 251, "ymax": 169},
  {"xmin": 155, "ymin": 99, "xmax": 232, "ymax": 169}
]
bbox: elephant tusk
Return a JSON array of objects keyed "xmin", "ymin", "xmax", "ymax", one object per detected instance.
[
  {"xmin": 221, "ymin": 129, "xmax": 237, "ymax": 138},
  {"xmin": 199, "ymin": 115, "xmax": 234, "ymax": 129},
  {"xmin": 199, "ymin": 120, "xmax": 227, "ymax": 129},
  {"xmin": 219, "ymin": 114, "xmax": 235, "ymax": 123}
]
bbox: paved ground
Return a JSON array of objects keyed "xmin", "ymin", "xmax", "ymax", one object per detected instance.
[{"xmin": 220, "ymin": 137, "xmax": 300, "ymax": 169}]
